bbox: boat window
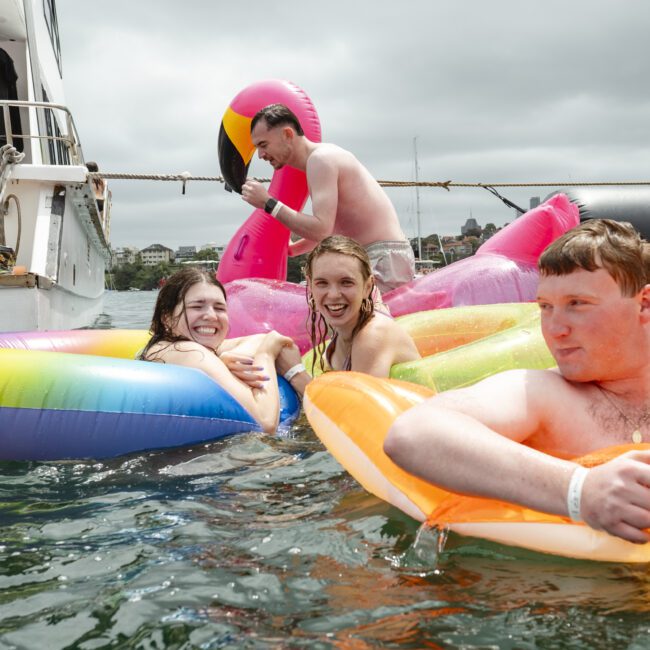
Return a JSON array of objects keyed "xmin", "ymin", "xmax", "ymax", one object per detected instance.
[
  {"xmin": 42, "ymin": 0, "xmax": 63, "ymax": 77},
  {"xmin": 43, "ymin": 89, "xmax": 55, "ymax": 164},
  {"xmin": 41, "ymin": 87, "xmax": 70, "ymax": 165}
]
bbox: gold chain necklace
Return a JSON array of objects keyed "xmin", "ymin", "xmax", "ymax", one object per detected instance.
[{"xmin": 596, "ymin": 385, "xmax": 650, "ymax": 444}]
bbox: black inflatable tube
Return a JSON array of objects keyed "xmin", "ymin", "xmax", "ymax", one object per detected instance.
[{"xmin": 544, "ymin": 187, "xmax": 650, "ymax": 240}]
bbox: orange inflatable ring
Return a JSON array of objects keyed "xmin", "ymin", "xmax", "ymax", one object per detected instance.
[{"xmin": 304, "ymin": 372, "xmax": 650, "ymax": 563}]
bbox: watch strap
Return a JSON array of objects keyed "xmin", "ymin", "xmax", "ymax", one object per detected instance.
[{"xmin": 264, "ymin": 198, "xmax": 278, "ymax": 214}]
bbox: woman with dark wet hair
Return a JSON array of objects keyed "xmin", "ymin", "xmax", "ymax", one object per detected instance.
[{"xmin": 140, "ymin": 267, "xmax": 297, "ymax": 433}]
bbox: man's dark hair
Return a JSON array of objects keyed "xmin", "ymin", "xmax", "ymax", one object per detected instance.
[{"xmin": 251, "ymin": 104, "xmax": 304, "ymax": 136}]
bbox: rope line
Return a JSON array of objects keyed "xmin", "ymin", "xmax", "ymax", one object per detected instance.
[{"xmin": 89, "ymin": 172, "xmax": 650, "ymax": 189}]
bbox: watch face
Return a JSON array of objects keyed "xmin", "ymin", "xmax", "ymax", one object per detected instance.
[{"xmin": 265, "ymin": 198, "xmax": 277, "ymax": 214}]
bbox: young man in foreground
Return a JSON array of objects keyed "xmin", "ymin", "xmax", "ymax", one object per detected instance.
[{"xmin": 384, "ymin": 219, "xmax": 650, "ymax": 543}]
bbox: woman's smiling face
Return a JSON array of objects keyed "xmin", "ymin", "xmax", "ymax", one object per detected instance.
[
  {"xmin": 309, "ymin": 252, "xmax": 373, "ymax": 333},
  {"xmin": 170, "ymin": 281, "xmax": 229, "ymax": 349}
]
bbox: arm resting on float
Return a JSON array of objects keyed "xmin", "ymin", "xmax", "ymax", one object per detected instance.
[
  {"xmin": 383, "ymin": 377, "xmax": 574, "ymax": 516},
  {"xmin": 275, "ymin": 341, "xmax": 311, "ymax": 397},
  {"xmin": 383, "ymin": 369, "xmax": 650, "ymax": 543},
  {"xmin": 158, "ymin": 333, "xmax": 291, "ymax": 433},
  {"xmin": 385, "ymin": 403, "xmax": 578, "ymax": 513},
  {"xmin": 285, "ymin": 370, "xmax": 311, "ymax": 397}
]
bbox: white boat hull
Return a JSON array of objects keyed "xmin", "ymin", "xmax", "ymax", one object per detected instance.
[
  {"xmin": 0, "ymin": 2, "xmax": 111, "ymax": 332},
  {"xmin": 0, "ymin": 165, "xmax": 110, "ymax": 331},
  {"xmin": 0, "ymin": 281, "xmax": 104, "ymax": 331}
]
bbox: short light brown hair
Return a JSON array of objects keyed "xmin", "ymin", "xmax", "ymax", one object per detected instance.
[{"xmin": 539, "ymin": 219, "xmax": 649, "ymax": 296}]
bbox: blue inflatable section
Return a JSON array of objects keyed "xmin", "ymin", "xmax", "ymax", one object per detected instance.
[{"xmin": 0, "ymin": 349, "xmax": 300, "ymax": 461}]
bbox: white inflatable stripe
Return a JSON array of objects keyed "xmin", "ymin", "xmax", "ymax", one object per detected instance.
[{"xmin": 451, "ymin": 523, "xmax": 650, "ymax": 563}]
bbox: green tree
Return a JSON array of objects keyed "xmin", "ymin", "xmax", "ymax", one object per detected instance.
[
  {"xmin": 483, "ymin": 223, "xmax": 498, "ymax": 239},
  {"xmin": 111, "ymin": 262, "xmax": 140, "ymax": 290},
  {"xmin": 193, "ymin": 248, "xmax": 219, "ymax": 261},
  {"xmin": 110, "ymin": 261, "xmax": 172, "ymax": 290}
]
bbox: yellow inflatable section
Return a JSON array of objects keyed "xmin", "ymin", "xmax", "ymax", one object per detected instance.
[
  {"xmin": 304, "ymin": 372, "xmax": 650, "ymax": 563},
  {"xmin": 303, "ymin": 302, "xmax": 556, "ymax": 391},
  {"xmin": 397, "ymin": 301, "xmax": 540, "ymax": 357}
]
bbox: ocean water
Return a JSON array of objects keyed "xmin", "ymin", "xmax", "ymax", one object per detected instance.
[
  {"xmin": 94, "ymin": 290, "xmax": 160, "ymax": 329},
  {"xmin": 1, "ymin": 292, "xmax": 650, "ymax": 648}
]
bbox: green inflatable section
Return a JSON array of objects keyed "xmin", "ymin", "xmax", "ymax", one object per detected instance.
[
  {"xmin": 390, "ymin": 311, "xmax": 554, "ymax": 391},
  {"xmin": 302, "ymin": 303, "xmax": 555, "ymax": 391},
  {"xmin": 396, "ymin": 302, "xmax": 540, "ymax": 357}
]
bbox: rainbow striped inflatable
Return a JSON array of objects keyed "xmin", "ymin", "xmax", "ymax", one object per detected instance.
[{"xmin": 0, "ymin": 331, "xmax": 300, "ymax": 460}]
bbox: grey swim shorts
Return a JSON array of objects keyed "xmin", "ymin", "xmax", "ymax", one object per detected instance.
[{"xmin": 365, "ymin": 239, "xmax": 415, "ymax": 294}]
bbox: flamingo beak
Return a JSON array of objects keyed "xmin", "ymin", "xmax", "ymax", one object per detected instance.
[{"xmin": 218, "ymin": 107, "xmax": 255, "ymax": 194}]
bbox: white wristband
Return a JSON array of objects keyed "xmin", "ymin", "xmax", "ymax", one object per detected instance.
[
  {"xmin": 283, "ymin": 363, "xmax": 305, "ymax": 382},
  {"xmin": 271, "ymin": 200, "xmax": 283, "ymax": 218},
  {"xmin": 566, "ymin": 465, "xmax": 589, "ymax": 522}
]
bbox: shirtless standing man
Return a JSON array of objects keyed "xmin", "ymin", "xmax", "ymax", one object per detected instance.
[
  {"xmin": 240, "ymin": 104, "xmax": 415, "ymax": 294},
  {"xmin": 384, "ymin": 219, "xmax": 650, "ymax": 544}
]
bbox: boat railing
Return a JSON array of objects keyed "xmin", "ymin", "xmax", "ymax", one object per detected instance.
[{"xmin": 0, "ymin": 100, "xmax": 84, "ymax": 166}]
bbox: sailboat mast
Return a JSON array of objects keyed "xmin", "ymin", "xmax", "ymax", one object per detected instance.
[{"xmin": 413, "ymin": 136, "xmax": 422, "ymax": 260}]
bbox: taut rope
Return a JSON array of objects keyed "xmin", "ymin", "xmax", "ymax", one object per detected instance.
[{"xmin": 89, "ymin": 172, "xmax": 650, "ymax": 190}]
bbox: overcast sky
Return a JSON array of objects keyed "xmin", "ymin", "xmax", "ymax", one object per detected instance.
[{"xmin": 56, "ymin": 1, "xmax": 650, "ymax": 252}]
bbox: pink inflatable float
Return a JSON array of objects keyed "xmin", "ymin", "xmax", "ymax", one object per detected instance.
[
  {"xmin": 223, "ymin": 278, "xmax": 312, "ymax": 354},
  {"xmin": 217, "ymin": 79, "xmax": 321, "ymax": 282},
  {"xmin": 223, "ymin": 194, "xmax": 579, "ymax": 348},
  {"xmin": 384, "ymin": 193, "xmax": 579, "ymax": 316}
]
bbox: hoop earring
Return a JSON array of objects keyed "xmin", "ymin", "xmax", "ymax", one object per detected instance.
[
  {"xmin": 307, "ymin": 294, "xmax": 316, "ymax": 310},
  {"xmin": 361, "ymin": 296, "xmax": 373, "ymax": 314}
]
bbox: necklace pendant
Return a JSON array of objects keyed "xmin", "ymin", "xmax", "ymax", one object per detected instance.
[{"xmin": 632, "ymin": 429, "xmax": 643, "ymax": 444}]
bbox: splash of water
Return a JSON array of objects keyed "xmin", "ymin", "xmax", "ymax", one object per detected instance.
[{"xmin": 388, "ymin": 522, "xmax": 449, "ymax": 575}]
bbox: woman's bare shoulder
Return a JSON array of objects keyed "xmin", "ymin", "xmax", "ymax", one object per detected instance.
[
  {"xmin": 360, "ymin": 314, "xmax": 414, "ymax": 344},
  {"xmin": 354, "ymin": 317, "xmax": 390, "ymax": 343},
  {"xmin": 353, "ymin": 316, "xmax": 412, "ymax": 356},
  {"xmin": 144, "ymin": 340, "xmax": 215, "ymax": 365}
]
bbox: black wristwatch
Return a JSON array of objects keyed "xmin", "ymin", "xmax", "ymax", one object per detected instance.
[{"xmin": 264, "ymin": 198, "xmax": 278, "ymax": 214}]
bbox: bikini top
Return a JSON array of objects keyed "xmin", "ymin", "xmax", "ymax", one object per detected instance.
[{"xmin": 325, "ymin": 333, "xmax": 352, "ymax": 372}]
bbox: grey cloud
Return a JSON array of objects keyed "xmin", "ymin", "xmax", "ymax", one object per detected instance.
[{"xmin": 56, "ymin": 0, "xmax": 650, "ymax": 249}]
